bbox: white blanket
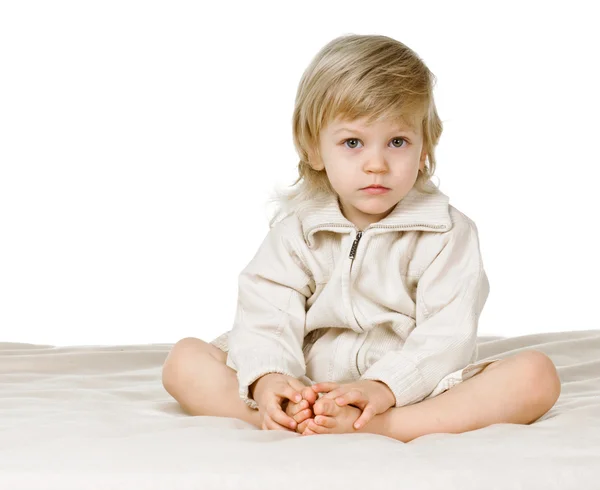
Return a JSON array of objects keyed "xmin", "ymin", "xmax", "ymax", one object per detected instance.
[{"xmin": 1, "ymin": 330, "xmax": 599, "ymax": 489}]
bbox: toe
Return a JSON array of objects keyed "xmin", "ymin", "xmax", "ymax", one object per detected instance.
[
  {"xmin": 287, "ymin": 400, "xmax": 307, "ymax": 417},
  {"xmin": 297, "ymin": 418, "xmax": 312, "ymax": 434},
  {"xmin": 314, "ymin": 398, "xmax": 335, "ymax": 416},
  {"xmin": 295, "ymin": 400, "xmax": 309, "ymax": 415},
  {"xmin": 293, "ymin": 408, "xmax": 313, "ymax": 424},
  {"xmin": 308, "ymin": 420, "xmax": 329, "ymax": 434},
  {"xmin": 284, "ymin": 403, "xmax": 295, "ymax": 417},
  {"xmin": 314, "ymin": 415, "xmax": 336, "ymax": 429}
]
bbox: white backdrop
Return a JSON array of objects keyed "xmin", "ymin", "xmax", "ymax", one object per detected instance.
[{"xmin": 1, "ymin": 1, "xmax": 598, "ymax": 346}]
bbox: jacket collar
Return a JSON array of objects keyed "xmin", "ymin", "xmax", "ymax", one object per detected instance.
[{"xmin": 296, "ymin": 180, "xmax": 453, "ymax": 247}]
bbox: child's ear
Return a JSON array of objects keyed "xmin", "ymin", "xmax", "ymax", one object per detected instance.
[
  {"xmin": 419, "ymin": 148, "xmax": 427, "ymax": 171},
  {"xmin": 307, "ymin": 149, "xmax": 325, "ymax": 171}
]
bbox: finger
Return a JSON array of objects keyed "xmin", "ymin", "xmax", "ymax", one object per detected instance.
[
  {"xmin": 280, "ymin": 386, "xmax": 303, "ymax": 404},
  {"xmin": 353, "ymin": 404, "xmax": 377, "ymax": 430},
  {"xmin": 302, "ymin": 386, "xmax": 318, "ymax": 405},
  {"xmin": 322, "ymin": 388, "xmax": 346, "ymax": 401},
  {"xmin": 264, "ymin": 413, "xmax": 294, "ymax": 432},
  {"xmin": 263, "ymin": 397, "xmax": 295, "ymax": 431},
  {"xmin": 314, "ymin": 415, "xmax": 336, "ymax": 428},
  {"xmin": 311, "ymin": 382, "xmax": 340, "ymax": 394},
  {"xmin": 272, "ymin": 383, "xmax": 302, "ymax": 404},
  {"xmin": 265, "ymin": 420, "xmax": 291, "ymax": 431},
  {"xmin": 267, "ymin": 402, "xmax": 298, "ymax": 431},
  {"xmin": 335, "ymin": 389, "xmax": 364, "ymax": 407}
]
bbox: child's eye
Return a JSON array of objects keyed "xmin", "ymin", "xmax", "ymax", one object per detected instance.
[{"xmin": 342, "ymin": 137, "xmax": 408, "ymax": 150}]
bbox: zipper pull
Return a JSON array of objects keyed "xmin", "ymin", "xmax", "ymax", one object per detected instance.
[{"xmin": 349, "ymin": 231, "xmax": 363, "ymax": 259}]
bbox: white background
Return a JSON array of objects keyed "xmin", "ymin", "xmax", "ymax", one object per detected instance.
[{"xmin": 1, "ymin": 1, "xmax": 598, "ymax": 346}]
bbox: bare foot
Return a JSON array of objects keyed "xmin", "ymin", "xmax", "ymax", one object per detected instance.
[
  {"xmin": 302, "ymin": 396, "xmax": 362, "ymax": 436},
  {"xmin": 285, "ymin": 386, "xmax": 318, "ymax": 434}
]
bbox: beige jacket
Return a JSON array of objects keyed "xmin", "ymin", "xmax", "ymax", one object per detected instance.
[{"xmin": 211, "ymin": 181, "xmax": 490, "ymax": 410}]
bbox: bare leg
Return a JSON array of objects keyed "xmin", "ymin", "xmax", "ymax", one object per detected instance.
[
  {"xmin": 303, "ymin": 350, "xmax": 561, "ymax": 442},
  {"xmin": 349, "ymin": 350, "xmax": 562, "ymax": 442},
  {"xmin": 162, "ymin": 337, "xmax": 261, "ymax": 428}
]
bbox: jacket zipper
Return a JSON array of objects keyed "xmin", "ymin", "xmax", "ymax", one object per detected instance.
[
  {"xmin": 348, "ymin": 231, "xmax": 363, "ymax": 259},
  {"xmin": 306, "ymin": 222, "xmax": 447, "ymax": 261}
]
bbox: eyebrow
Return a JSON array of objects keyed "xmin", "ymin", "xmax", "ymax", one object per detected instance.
[{"xmin": 333, "ymin": 126, "xmax": 415, "ymax": 135}]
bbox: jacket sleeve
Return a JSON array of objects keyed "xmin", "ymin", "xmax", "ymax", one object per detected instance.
[
  {"xmin": 360, "ymin": 218, "xmax": 490, "ymax": 408},
  {"xmin": 225, "ymin": 220, "xmax": 314, "ymax": 410}
]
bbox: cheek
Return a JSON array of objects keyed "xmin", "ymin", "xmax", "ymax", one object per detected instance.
[
  {"xmin": 391, "ymin": 161, "xmax": 420, "ymax": 178},
  {"xmin": 324, "ymin": 166, "xmax": 352, "ymax": 188}
]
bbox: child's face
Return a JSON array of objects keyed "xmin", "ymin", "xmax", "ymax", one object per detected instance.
[{"xmin": 310, "ymin": 115, "xmax": 427, "ymax": 230}]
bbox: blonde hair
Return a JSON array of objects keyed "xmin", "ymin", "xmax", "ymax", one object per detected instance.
[{"xmin": 266, "ymin": 33, "xmax": 444, "ymax": 228}]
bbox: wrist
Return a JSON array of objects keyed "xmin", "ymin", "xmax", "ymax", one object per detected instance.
[
  {"xmin": 364, "ymin": 379, "xmax": 396, "ymax": 408},
  {"xmin": 249, "ymin": 373, "xmax": 277, "ymax": 400}
]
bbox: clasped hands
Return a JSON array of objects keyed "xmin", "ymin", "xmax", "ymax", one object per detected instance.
[{"xmin": 251, "ymin": 373, "xmax": 396, "ymax": 435}]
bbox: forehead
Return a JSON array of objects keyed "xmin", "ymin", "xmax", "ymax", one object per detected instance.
[{"xmin": 328, "ymin": 115, "xmax": 417, "ymax": 134}]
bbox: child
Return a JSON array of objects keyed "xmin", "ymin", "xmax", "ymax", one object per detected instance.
[{"xmin": 162, "ymin": 34, "xmax": 561, "ymax": 442}]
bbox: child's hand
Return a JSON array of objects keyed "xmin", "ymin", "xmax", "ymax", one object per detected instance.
[
  {"xmin": 311, "ymin": 380, "xmax": 396, "ymax": 429},
  {"xmin": 251, "ymin": 373, "xmax": 305, "ymax": 432},
  {"xmin": 284, "ymin": 385, "xmax": 318, "ymax": 434}
]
